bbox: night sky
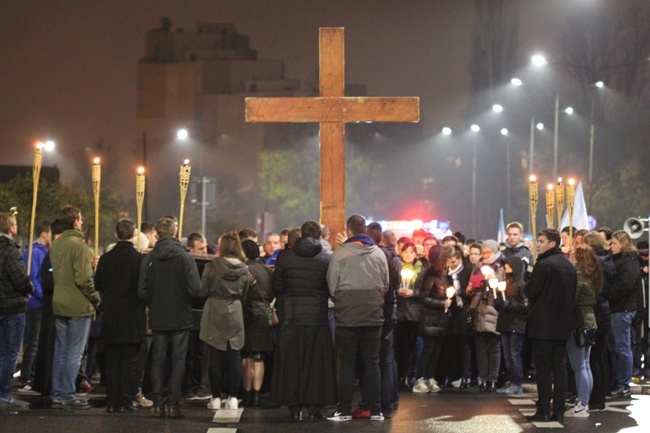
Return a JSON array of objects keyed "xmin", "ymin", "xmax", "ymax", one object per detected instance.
[{"xmin": 1, "ymin": 0, "xmax": 631, "ymax": 236}]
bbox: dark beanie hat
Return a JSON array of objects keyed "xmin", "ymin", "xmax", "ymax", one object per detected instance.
[{"xmin": 241, "ymin": 239, "xmax": 260, "ymax": 260}]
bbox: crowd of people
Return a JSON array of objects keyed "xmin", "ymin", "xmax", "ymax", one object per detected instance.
[{"xmin": 1, "ymin": 208, "xmax": 648, "ymax": 424}]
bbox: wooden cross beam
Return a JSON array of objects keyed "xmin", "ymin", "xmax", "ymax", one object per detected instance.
[{"xmin": 246, "ymin": 27, "xmax": 419, "ymax": 243}]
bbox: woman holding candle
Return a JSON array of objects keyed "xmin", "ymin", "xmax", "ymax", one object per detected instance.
[
  {"xmin": 494, "ymin": 256, "xmax": 528, "ymax": 395},
  {"xmin": 395, "ymin": 242, "xmax": 425, "ymax": 389},
  {"xmin": 412, "ymin": 245, "xmax": 453, "ymax": 393},
  {"xmin": 565, "ymin": 246, "xmax": 602, "ymax": 417},
  {"xmin": 467, "ymin": 239, "xmax": 504, "ymax": 393}
]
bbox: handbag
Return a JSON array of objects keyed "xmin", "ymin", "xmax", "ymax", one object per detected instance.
[
  {"xmin": 249, "ymin": 271, "xmax": 279, "ymax": 327},
  {"xmin": 574, "ymin": 325, "xmax": 596, "ymax": 347}
]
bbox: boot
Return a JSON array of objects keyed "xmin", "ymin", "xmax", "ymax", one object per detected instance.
[
  {"xmin": 243, "ymin": 390, "xmax": 252, "ymax": 407},
  {"xmin": 460, "ymin": 377, "xmax": 470, "ymax": 389},
  {"xmin": 486, "ymin": 381, "xmax": 496, "ymax": 393},
  {"xmin": 252, "ymin": 390, "xmax": 260, "ymax": 407}
]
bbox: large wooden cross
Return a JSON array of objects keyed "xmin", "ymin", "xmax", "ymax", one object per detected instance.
[{"xmin": 246, "ymin": 27, "xmax": 419, "ymax": 242}]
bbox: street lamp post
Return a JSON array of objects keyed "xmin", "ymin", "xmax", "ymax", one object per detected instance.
[
  {"xmin": 501, "ymin": 128, "xmax": 510, "ymax": 221},
  {"xmin": 588, "ymin": 81, "xmax": 604, "ymax": 213},
  {"xmin": 470, "ymin": 124, "xmax": 480, "ymax": 239}
]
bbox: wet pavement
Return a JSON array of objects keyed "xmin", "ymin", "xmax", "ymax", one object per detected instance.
[{"xmin": 2, "ymin": 386, "xmax": 650, "ymax": 433}]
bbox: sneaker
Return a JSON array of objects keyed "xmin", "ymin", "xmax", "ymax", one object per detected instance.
[
  {"xmin": 224, "ymin": 397, "xmax": 238, "ymax": 410},
  {"xmin": 412, "ymin": 378, "xmax": 430, "ymax": 393},
  {"xmin": 610, "ymin": 386, "xmax": 631, "ymax": 398},
  {"xmin": 17, "ymin": 383, "xmax": 38, "ymax": 395},
  {"xmin": 77, "ymin": 379, "xmax": 95, "ymax": 393},
  {"xmin": 326, "ymin": 410, "xmax": 352, "ymax": 421},
  {"xmin": 352, "ymin": 407, "xmax": 370, "ymax": 419},
  {"xmin": 427, "ymin": 378, "xmax": 441, "ymax": 393},
  {"xmin": 207, "ymin": 397, "xmax": 222, "ymax": 410},
  {"xmin": 370, "ymin": 412, "xmax": 385, "ymax": 421},
  {"xmin": 51, "ymin": 398, "xmax": 91, "ymax": 410},
  {"xmin": 503, "ymin": 385, "xmax": 524, "ymax": 395},
  {"xmin": 134, "ymin": 392, "xmax": 153, "ymax": 408},
  {"xmin": 184, "ymin": 391, "xmax": 198, "ymax": 400},
  {"xmin": 193, "ymin": 388, "xmax": 212, "ymax": 400},
  {"xmin": 565, "ymin": 401, "xmax": 589, "ymax": 417},
  {"xmin": 0, "ymin": 397, "xmax": 30, "ymax": 411}
]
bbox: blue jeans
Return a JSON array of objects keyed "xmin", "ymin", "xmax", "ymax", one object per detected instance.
[
  {"xmin": 20, "ymin": 309, "xmax": 42, "ymax": 383},
  {"xmin": 566, "ymin": 334, "xmax": 593, "ymax": 405},
  {"xmin": 609, "ymin": 311, "xmax": 636, "ymax": 388},
  {"xmin": 0, "ymin": 313, "xmax": 26, "ymax": 401},
  {"xmin": 501, "ymin": 332, "xmax": 524, "ymax": 386},
  {"xmin": 51, "ymin": 316, "xmax": 91, "ymax": 402},
  {"xmin": 151, "ymin": 330, "xmax": 189, "ymax": 408}
]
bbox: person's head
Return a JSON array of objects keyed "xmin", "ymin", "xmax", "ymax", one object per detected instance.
[
  {"xmin": 301, "ymin": 221, "xmax": 322, "ymax": 240},
  {"xmin": 412, "ymin": 228, "xmax": 427, "ymax": 244},
  {"xmin": 35, "ymin": 221, "xmax": 52, "ymax": 246},
  {"xmin": 537, "ymin": 228, "xmax": 561, "ymax": 255},
  {"xmin": 154, "ymin": 217, "xmax": 177, "ymax": 239},
  {"xmin": 51, "ymin": 219, "xmax": 65, "ymax": 239},
  {"xmin": 422, "ymin": 235, "xmax": 438, "ymax": 258},
  {"xmin": 279, "ymin": 228, "xmax": 290, "ymax": 247},
  {"xmin": 141, "ymin": 222, "xmax": 157, "ymax": 247},
  {"xmin": 597, "ymin": 227, "xmax": 612, "ymax": 249},
  {"xmin": 287, "ymin": 227, "xmax": 301, "ymax": 248},
  {"xmin": 366, "ymin": 222, "xmax": 383, "ymax": 245},
  {"xmin": 218, "ymin": 231, "xmax": 245, "ymax": 261},
  {"xmin": 238, "ymin": 228, "xmax": 258, "ymax": 243},
  {"xmin": 481, "ymin": 239, "xmax": 500, "ymax": 261},
  {"xmin": 611, "ymin": 230, "xmax": 636, "ymax": 256},
  {"xmin": 400, "ymin": 242, "xmax": 418, "ymax": 264},
  {"xmin": 241, "ymin": 239, "xmax": 260, "ymax": 260},
  {"xmin": 187, "ymin": 232, "xmax": 207, "ymax": 254},
  {"xmin": 583, "ymin": 231, "xmax": 607, "ymax": 252},
  {"xmin": 441, "ymin": 235, "xmax": 458, "ymax": 247},
  {"xmin": 382, "ymin": 230, "xmax": 396, "ymax": 248},
  {"xmin": 453, "ymin": 232, "xmax": 466, "ymax": 245},
  {"xmin": 263, "ymin": 233, "xmax": 281, "ymax": 256},
  {"xmin": 0, "ymin": 213, "xmax": 17, "ymax": 237},
  {"xmin": 574, "ymin": 229, "xmax": 589, "ymax": 248},
  {"xmin": 59, "ymin": 205, "xmax": 82, "ymax": 231},
  {"xmin": 506, "ymin": 222, "xmax": 524, "ymax": 247},
  {"xmin": 115, "ymin": 218, "xmax": 136, "ymax": 241},
  {"xmin": 346, "ymin": 214, "xmax": 366, "ymax": 236},
  {"xmin": 574, "ymin": 245, "xmax": 604, "ymax": 295},
  {"xmin": 396, "ymin": 236, "xmax": 411, "ymax": 253},
  {"xmin": 437, "ymin": 245, "xmax": 454, "ymax": 273},
  {"xmin": 637, "ymin": 241, "xmax": 649, "ymax": 261},
  {"xmin": 447, "ymin": 246, "xmax": 464, "ymax": 270},
  {"xmin": 320, "ymin": 224, "xmax": 330, "ymax": 241},
  {"xmin": 560, "ymin": 226, "xmax": 577, "ymax": 247},
  {"xmin": 469, "ymin": 242, "xmax": 482, "ymax": 265}
]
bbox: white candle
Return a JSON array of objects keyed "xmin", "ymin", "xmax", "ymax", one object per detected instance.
[{"xmin": 498, "ymin": 281, "xmax": 507, "ymax": 301}]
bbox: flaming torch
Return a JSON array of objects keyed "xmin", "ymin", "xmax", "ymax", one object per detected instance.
[
  {"xmin": 178, "ymin": 159, "xmax": 191, "ymax": 240},
  {"xmin": 27, "ymin": 142, "xmax": 44, "ymax": 275},
  {"xmin": 136, "ymin": 167, "xmax": 146, "ymax": 252},
  {"xmin": 92, "ymin": 157, "xmax": 101, "ymax": 260},
  {"xmin": 529, "ymin": 175, "xmax": 538, "ymax": 262},
  {"xmin": 546, "ymin": 184, "xmax": 555, "ymax": 228}
]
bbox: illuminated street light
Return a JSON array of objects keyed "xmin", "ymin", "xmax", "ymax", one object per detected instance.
[
  {"xmin": 176, "ymin": 128, "xmax": 189, "ymax": 140},
  {"xmin": 470, "ymin": 124, "xmax": 480, "ymax": 132},
  {"xmin": 536, "ymin": 122, "xmax": 544, "ymax": 130},
  {"xmin": 500, "ymin": 128, "xmax": 509, "ymax": 136},
  {"xmin": 44, "ymin": 140, "xmax": 55, "ymax": 152},
  {"xmin": 442, "ymin": 127, "xmax": 452, "ymax": 135},
  {"xmin": 511, "ymin": 78, "xmax": 523, "ymax": 86},
  {"xmin": 595, "ymin": 81, "xmax": 604, "ymax": 88},
  {"xmin": 565, "ymin": 107, "xmax": 574, "ymax": 115},
  {"xmin": 492, "ymin": 104, "xmax": 503, "ymax": 113},
  {"xmin": 531, "ymin": 54, "xmax": 548, "ymax": 66}
]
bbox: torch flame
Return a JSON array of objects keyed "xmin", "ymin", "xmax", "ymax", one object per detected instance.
[{"xmin": 137, "ymin": 166, "xmax": 145, "ymax": 174}]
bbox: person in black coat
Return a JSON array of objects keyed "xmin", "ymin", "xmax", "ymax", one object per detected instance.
[
  {"xmin": 271, "ymin": 221, "xmax": 335, "ymax": 419},
  {"xmin": 603, "ymin": 230, "xmax": 642, "ymax": 397},
  {"xmin": 95, "ymin": 219, "xmax": 145, "ymax": 413},
  {"xmin": 524, "ymin": 229, "xmax": 577, "ymax": 423}
]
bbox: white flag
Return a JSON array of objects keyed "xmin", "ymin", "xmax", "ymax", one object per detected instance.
[{"xmin": 560, "ymin": 181, "xmax": 589, "ymax": 230}]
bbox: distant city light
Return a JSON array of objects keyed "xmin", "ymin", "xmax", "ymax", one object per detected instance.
[
  {"xmin": 176, "ymin": 128, "xmax": 189, "ymax": 140},
  {"xmin": 595, "ymin": 81, "xmax": 604, "ymax": 88},
  {"xmin": 500, "ymin": 128, "xmax": 508, "ymax": 136},
  {"xmin": 44, "ymin": 140, "xmax": 55, "ymax": 151},
  {"xmin": 565, "ymin": 107, "xmax": 574, "ymax": 115},
  {"xmin": 536, "ymin": 122, "xmax": 544, "ymax": 130}
]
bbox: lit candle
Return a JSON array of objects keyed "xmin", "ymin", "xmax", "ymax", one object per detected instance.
[
  {"xmin": 488, "ymin": 278, "xmax": 498, "ymax": 299},
  {"xmin": 92, "ymin": 157, "xmax": 101, "ymax": 259},
  {"xmin": 445, "ymin": 287, "xmax": 455, "ymax": 313},
  {"xmin": 497, "ymin": 281, "xmax": 507, "ymax": 301},
  {"xmin": 400, "ymin": 269, "xmax": 415, "ymax": 291},
  {"xmin": 529, "ymin": 175, "xmax": 538, "ymax": 262},
  {"xmin": 546, "ymin": 184, "xmax": 555, "ymax": 229},
  {"xmin": 136, "ymin": 167, "xmax": 146, "ymax": 252},
  {"xmin": 178, "ymin": 159, "xmax": 191, "ymax": 240}
]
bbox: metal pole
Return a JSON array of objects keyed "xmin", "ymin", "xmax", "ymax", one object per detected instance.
[
  {"xmin": 588, "ymin": 91, "xmax": 596, "ymax": 213},
  {"xmin": 506, "ymin": 138, "xmax": 511, "ymax": 222},
  {"xmin": 553, "ymin": 93, "xmax": 559, "ymax": 181},
  {"xmin": 529, "ymin": 117, "xmax": 535, "ymax": 234},
  {"xmin": 201, "ymin": 176, "xmax": 207, "ymax": 237},
  {"xmin": 472, "ymin": 139, "xmax": 477, "ymax": 239},
  {"xmin": 142, "ymin": 131, "xmax": 148, "ymax": 222}
]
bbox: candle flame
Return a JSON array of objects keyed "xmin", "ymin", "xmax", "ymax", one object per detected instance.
[
  {"xmin": 529, "ymin": 174, "xmax": 537, "ymax": 182},
  {"xmin": 498, "ymin": 281, "xmax": 507, "ymax": 291},
  {"xmin": 446, "ymin": 287, "xmax": 456, "ymax": 298},
  {"xmin": 137, "ymin": 166, "xmax": 145, "ymax": 174},
  {"xmin": 93, "ymin": 157, "xmax": 101, "ymax": 165}
]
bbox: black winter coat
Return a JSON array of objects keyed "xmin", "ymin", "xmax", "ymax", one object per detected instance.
[
  {"xmin": 95, "ymin": 241, "xmax": 145, "ymax": 346},
  {"xmin": 524, "ymin": 247, "xmax": 577, "ymax": 340},
  {"xmin": 604, "ymin": 253, "xmax": 641, "ymax": 313},
  {"xmin": 272, "ymin": 237, "xmax": 330, "ymax": 327},
  {"xmin": 418, "ymin": 270, "xmax": 449, "ymax": 337},
  {"xmin": 138, "ymin": 237, "xmax": 201, "ymax": 331},
  {"xmin": 446, "ymin": 264, "xmax": 473, "ymax": 336},
  {"xmin": 495, "ymin": 256, "xmax": 528, "ymax": 335}
]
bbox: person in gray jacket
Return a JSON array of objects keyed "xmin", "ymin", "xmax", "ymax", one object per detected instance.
[{"xmin": 326, "ymin": 215, "xmax": 388, "ymax": 421}]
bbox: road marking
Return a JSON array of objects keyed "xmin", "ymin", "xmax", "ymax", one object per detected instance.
[
  {"xmin": 508, "ymin": 399, "xmax": 536, "ymax": 405},
  {"xmin": 212, "ymin": 408, "xmax": 244, "ymax": 423},
  {"xmin": 207, "ymin": 429, "xmax": 237, "ymax": 433}
]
